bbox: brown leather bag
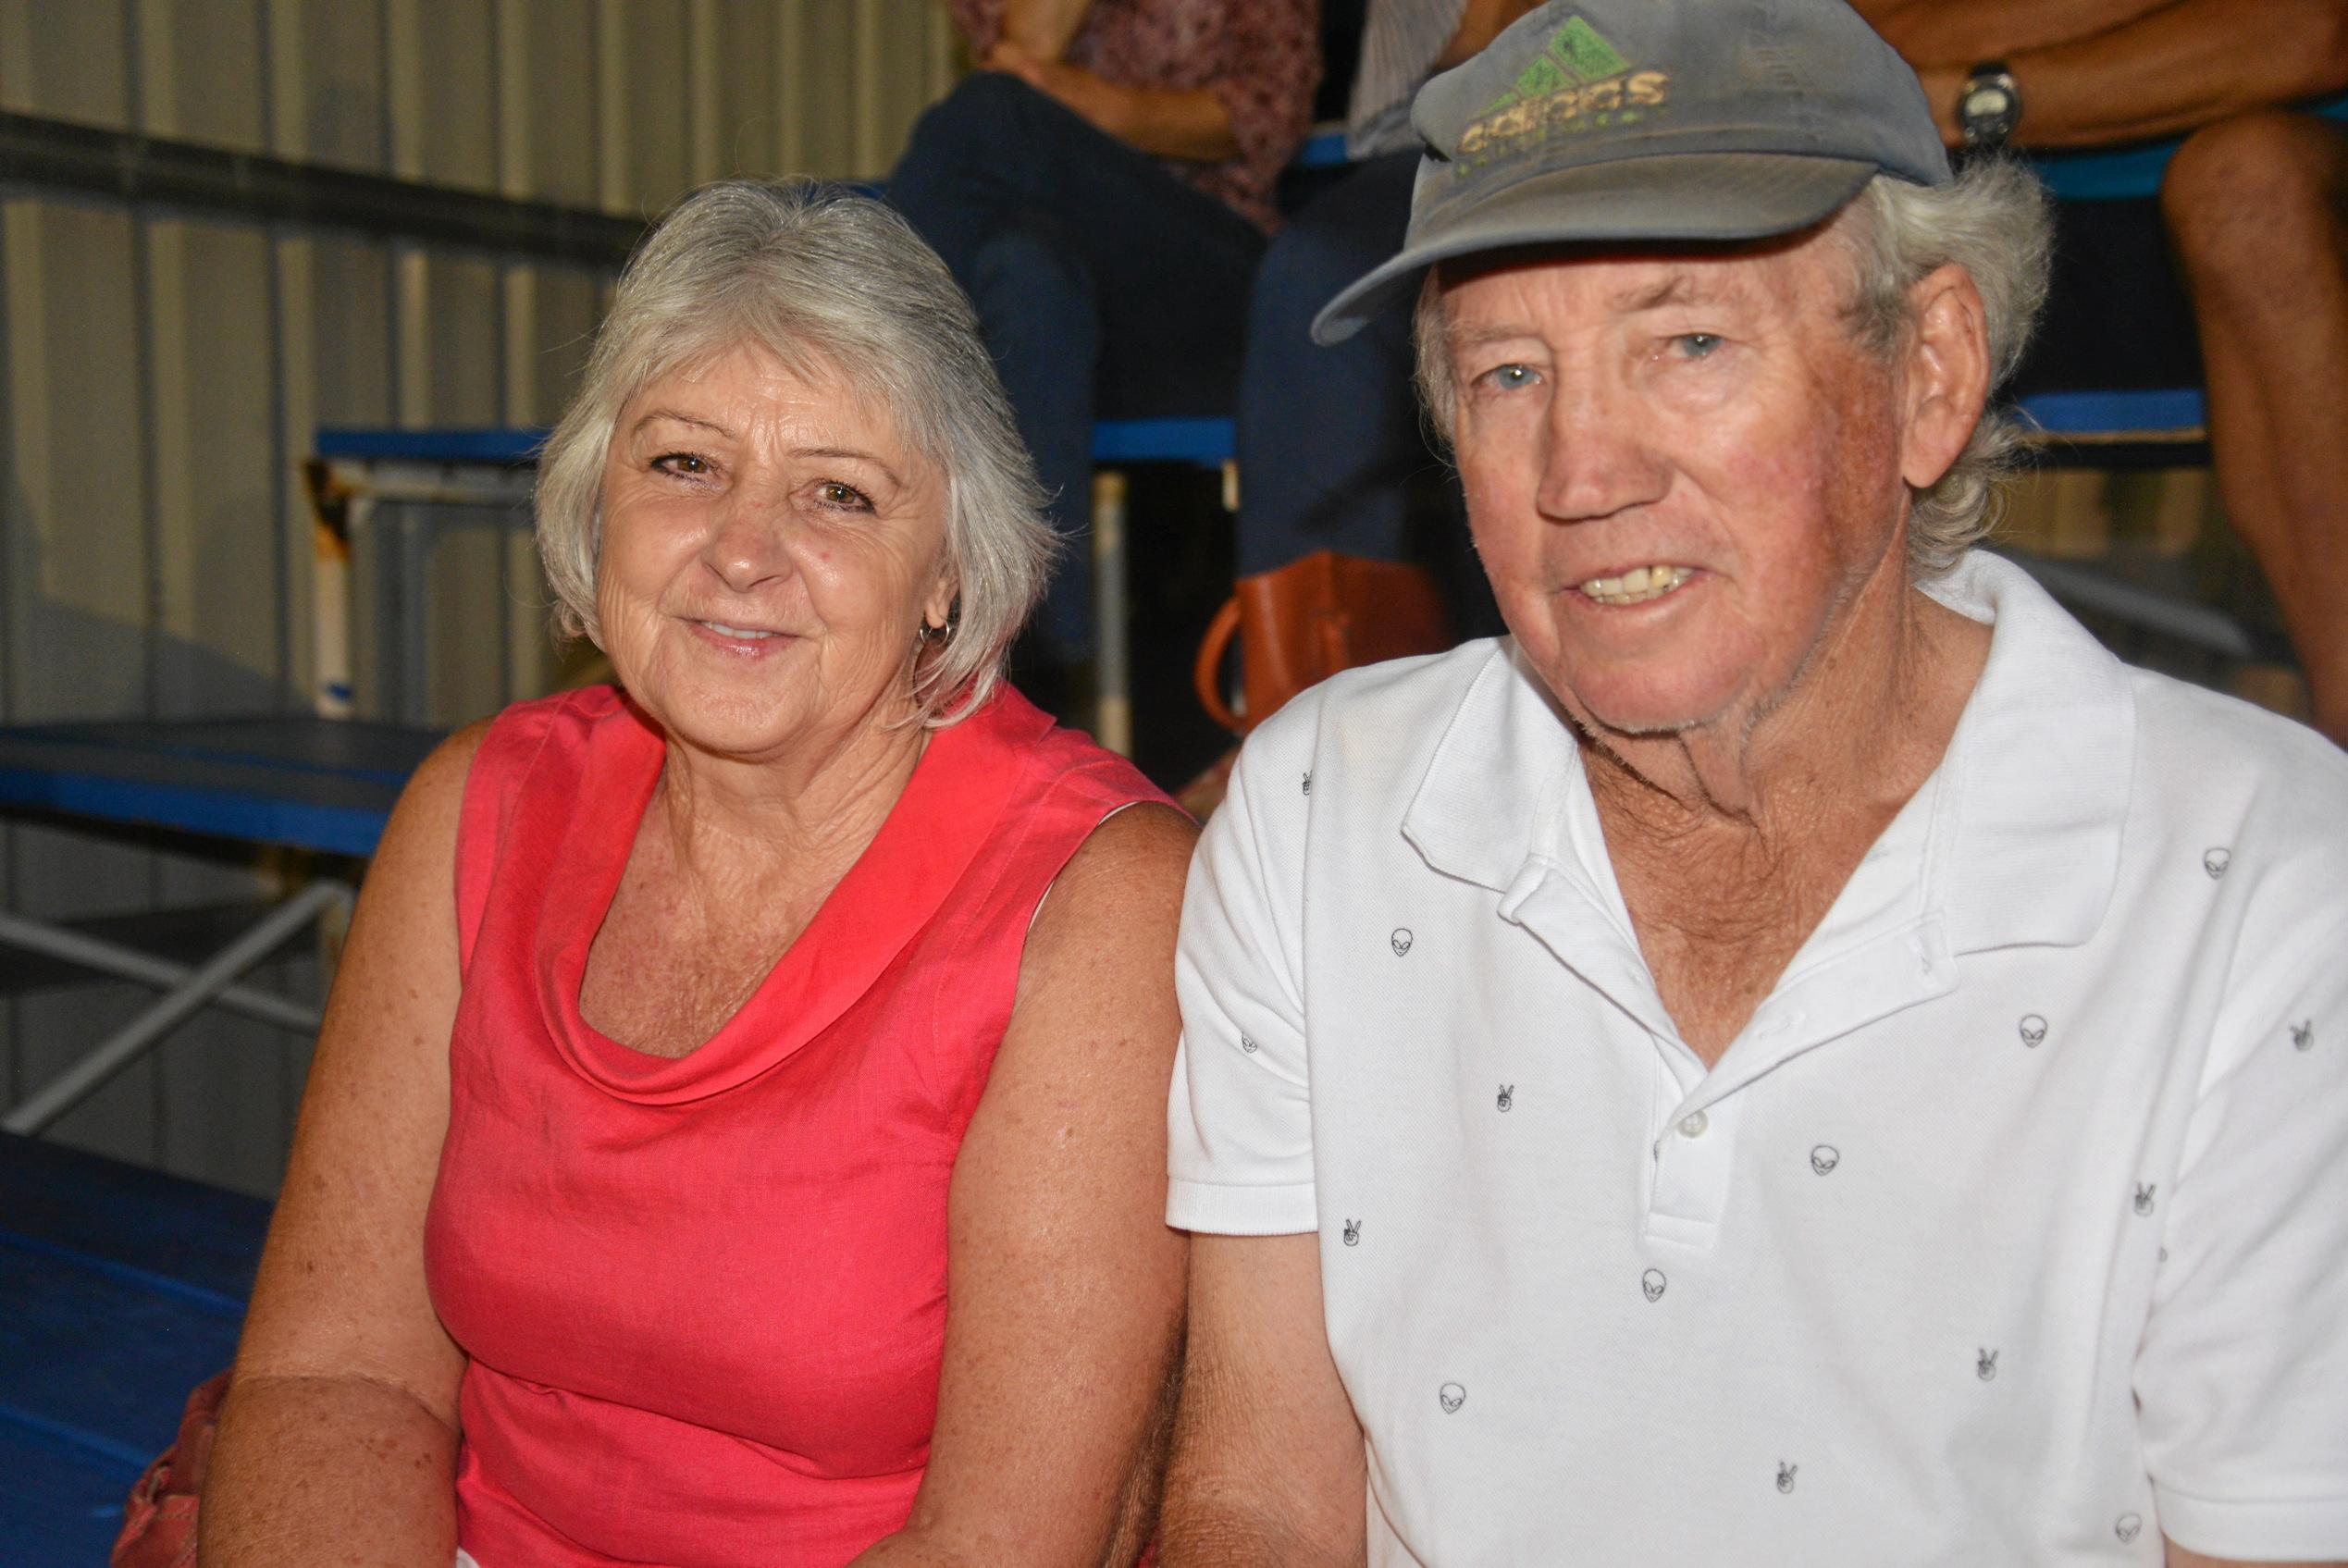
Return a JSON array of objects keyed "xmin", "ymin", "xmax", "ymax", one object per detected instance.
[
  {"xmin": 111, "ymin": 1371, "xmax": 228, "ymax": 1568},
  {"xmin": 1194, "ymin": 550, "xmax": 1452, "ymax": 734}
]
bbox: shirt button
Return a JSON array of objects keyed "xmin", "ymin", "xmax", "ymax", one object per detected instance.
[{"xmin": 1677, "ymin": 1110, "xmax": 1710, "ymax": 1140}]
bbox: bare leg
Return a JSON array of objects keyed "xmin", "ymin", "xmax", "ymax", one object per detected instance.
[{"xmin": 2161, "ymin": 110, "xmax": 2348, "ymax": 743}]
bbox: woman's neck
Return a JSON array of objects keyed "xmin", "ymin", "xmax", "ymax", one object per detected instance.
[{"xmin": 651, "ymin": 709, "xmax": 932, "ymax": 891}]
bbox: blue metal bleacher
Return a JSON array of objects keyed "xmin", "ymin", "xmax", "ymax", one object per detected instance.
[
  {"xmin": 0, "ymin": 718, "xmax": 440, "ymax": 1140},
  {"xmin": 2, "ymin": 1130, "xmax": 271, "ymax": 1566}
]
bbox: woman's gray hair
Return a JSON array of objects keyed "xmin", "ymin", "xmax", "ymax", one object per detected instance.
[
  {"xmin": 536, "ymin": 178, "xmax": 1057, "ymax": 724},
  {"xmin": 1414, "ymin": 156, "xmax": 2054, "ymax": 579}
]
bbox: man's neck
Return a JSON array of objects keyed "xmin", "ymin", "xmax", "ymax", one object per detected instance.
[
  {"xmin": 1586, "ymin": 581, "xmax": 1987, "ymax": 842},
  {"xmin": 1579, "ymin": 580, "xmax": 1992, "ymax": 1062}
]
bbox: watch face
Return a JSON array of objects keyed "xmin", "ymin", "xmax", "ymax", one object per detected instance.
[
  {"xmin": 1963, "ymin": 83, "xmax": 2014, "ymax": 118},
  {"xmin": 1959, "ymin": 68, "xmax": 2020, "ymax": 145}
]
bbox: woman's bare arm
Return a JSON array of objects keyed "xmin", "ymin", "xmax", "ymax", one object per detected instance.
[
  {"xmin": 199, "ymin": 722, "xmax": 486, "ymax": 1567},
  {"xmin": 851, "ymin": 802, "xmax": 1195, "ymax": 1567}
]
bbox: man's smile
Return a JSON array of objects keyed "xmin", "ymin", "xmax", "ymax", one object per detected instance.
[{"xmin": 1576, "ymin": 564, "xmax": 1699, "ymax": 606}]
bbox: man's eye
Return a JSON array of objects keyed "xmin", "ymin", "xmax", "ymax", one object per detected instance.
[
  {"xmin": 1479, "ymin": 363, "xmax": 1538, "ymax": 389},
  {"xmin": 1673, "ymin": 333, "xmax": 1723, "ymax": 358}
]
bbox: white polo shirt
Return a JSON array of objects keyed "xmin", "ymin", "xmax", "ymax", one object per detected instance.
[{"xmin": 1168, "ymin": 552, "xmax": 2348, "ymax": 1565}]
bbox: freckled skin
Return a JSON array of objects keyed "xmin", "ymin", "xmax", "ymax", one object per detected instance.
[
  {"xmin": 209, "ymin": 327, "xmax": 1190, "ymax": 1566},
  {"xmin": 1442, "ymin": 233, "xmax": 1914, "ymax": 747},
  {"xmin": 584, "ymin": 341, "xmax": 961, "ymax": 1056},
  {"xmin": 1435, "ymin": 227, "xmax": 1995, "ymax": 1062},
  {"xmin": 595, "ymin": 341, "xmax": 957, "ymax": 780}
]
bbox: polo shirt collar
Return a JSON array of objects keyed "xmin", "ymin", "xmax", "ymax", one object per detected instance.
[
  {"xmin": 1922, "ymin": 550, "xmax": 2134, "ymax": 954},
  {"xmin": 1402, "ymin": 640, "xmax": 1588, "ymax": 897},
  {"xmin": 1401, "ymin": 551, "xmax": 2133, "ymax": 956}
]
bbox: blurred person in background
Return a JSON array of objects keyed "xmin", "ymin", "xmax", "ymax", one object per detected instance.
[
  {"xmin": 888, "ymin": 0, "xmax": 1319, "ymax": 714},
  {"xmin": 200, "ymin": 180, "xmax": 1192, "ymax": 1568},
  {"xmin": 1860, "ymin": 0, "xmax": 2348, "ymax": 743},
  {"xmin": 1235, "ymin": 0, "xmax": 1538, "ymax": 580}
]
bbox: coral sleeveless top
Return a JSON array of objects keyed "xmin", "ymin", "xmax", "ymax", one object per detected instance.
[{"xmin": 423, "ymin": 685, "xmax": 1169, "ymax": 1567}]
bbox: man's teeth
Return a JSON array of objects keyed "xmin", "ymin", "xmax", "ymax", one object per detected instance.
[
  {"xmin": 701, "ymin": 622, "xmax": 777, "ymax": 639},
  {"xmin": 1579, "ymin": 565, "xmax": 1694, "ymax": 605}
]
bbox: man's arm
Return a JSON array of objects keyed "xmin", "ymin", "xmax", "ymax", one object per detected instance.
[
  {"xmin": 1853, "ymin": 0, "xmax": 2172, "ymax": 65},
  {"xmin": 1891, "ymin": 0, "xmax": 2348, "ymax": 148},
  {"xmin": 1158, "ymin": 1232, "xmax": 1368, "ymax": 1566},
  {"xmin": 2169, "ymin": 1549, "xmax": 2343, "ymax": 1567}
]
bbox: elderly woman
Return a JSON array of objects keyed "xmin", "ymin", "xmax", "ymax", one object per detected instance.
[
  {"xmin": 1162, "ymin": 2, "xmax": 2348, "ymax": 1563},
  {"xmin": 200, "ymin": 179, "xmax": 1192, "ymax": 1567}
]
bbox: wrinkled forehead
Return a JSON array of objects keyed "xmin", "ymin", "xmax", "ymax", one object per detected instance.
[
  {"xmin": 614, "ymin": 335, "xmax": 917, "ymax": 458},
  {"xmin": 1433, "ymin": 219, "xmax": 1851, "ymax": 336},
  {"xmin": 622, "ymin": 335, "xmax": 856, "ymax": 418}
]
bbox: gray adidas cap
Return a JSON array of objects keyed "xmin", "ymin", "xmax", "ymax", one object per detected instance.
[{"xmin": 1312, "ymin": 0, "xmax": 1949, "ymax": 343}]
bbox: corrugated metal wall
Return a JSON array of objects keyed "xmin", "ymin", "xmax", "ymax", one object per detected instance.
[{"xmin": 0, "ymin": 0, "xmax": 961, "ymax": 1193}]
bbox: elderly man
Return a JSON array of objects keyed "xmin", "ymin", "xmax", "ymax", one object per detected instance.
[{"xmin": 1160, "ymin": 2, "xmax": 2348, "ymax": 1564}]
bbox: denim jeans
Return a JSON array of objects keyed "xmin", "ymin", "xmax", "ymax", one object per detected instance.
[
  {"xmin": 889, "ymin": 71, "xmax": 1267, "ymax": 667},
  {"xmin": 1233, "ymin": 150, "xmax": 1442, "ymax": 575}
]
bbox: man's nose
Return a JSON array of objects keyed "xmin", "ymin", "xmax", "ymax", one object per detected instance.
[{"xmin": 1535, "ymin": 380, "xmax": 1669, "ymax": 524}]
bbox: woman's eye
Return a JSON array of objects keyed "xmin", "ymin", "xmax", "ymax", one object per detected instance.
[
  {"xmin": 1672, "ymin": 333, "xmax": 1724, "ymax": 359},
  {"xmin": 652, "ymin": 451, "xmax": 711, "ymax": 477},
  {"xmin": 815, "ymin": 481, "xmax": 873, "ymax": 511}
]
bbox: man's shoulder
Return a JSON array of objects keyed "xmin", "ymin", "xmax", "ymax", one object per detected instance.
[
  {"xmin": 2126, "ymin": 667, "xmax": 2348, "ymax": 920},
  {"xmin": 2129, "ymin": 667, "xmax": 2348, "ymax": 817},
  {"xmin": 1249, "ymin": 638, "xmax": 1513, "ymax": 758},
  {"xmin": 1228, "ymin": 640, "xmax": 1513, "ymax": 807}
]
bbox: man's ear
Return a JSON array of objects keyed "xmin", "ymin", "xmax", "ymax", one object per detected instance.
[{"xmin": 1898, "ymin": 262, "xmax": 1992, "ymax": 491}]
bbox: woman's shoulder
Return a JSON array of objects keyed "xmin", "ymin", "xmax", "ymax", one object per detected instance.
[
  {"xmin": 979, "ymin": 685, "xmax": 1180, "ymax": 821},
  {"xmin": 477, "ymin": 683, "xmax": 627, "ymax": 752},
  {"xmin": 456, "ymin": 685, "xmax": 629, "ymax": 798}
]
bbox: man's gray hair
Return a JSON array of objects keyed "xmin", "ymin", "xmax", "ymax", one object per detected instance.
[
  {"xmin": 536, "ymin": 178, "xmax": 1057, "ymax": 724},
  {"xmin": 1414, "ymin": 157, "xmax": 2055, "ymax": 578}
]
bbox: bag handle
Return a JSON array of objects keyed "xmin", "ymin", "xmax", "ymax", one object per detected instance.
[
  {"xmin": 1316, "ymin": 609, "xmax": 1353, "ymax": 676},
  {"xmin": 1193, "ymin": 596, "xmax": 1243, "ymax": 734}
]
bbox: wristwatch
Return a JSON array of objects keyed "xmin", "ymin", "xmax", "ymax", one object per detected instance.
[{"xmin": 1958, "ymin": 61, "xmax": 2022, "ymax": 151}]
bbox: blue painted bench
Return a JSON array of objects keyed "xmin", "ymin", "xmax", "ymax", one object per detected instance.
[{"xmin": 0, "ymin": 1130, "xmax": 270, "ymax": 1565}]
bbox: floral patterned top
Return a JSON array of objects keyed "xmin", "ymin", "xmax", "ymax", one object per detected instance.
[{"xmin": 952, "ymin": 0, "xmax": 1322, "ymax": 230}]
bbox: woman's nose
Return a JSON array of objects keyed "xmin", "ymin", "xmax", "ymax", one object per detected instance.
[{"xmin": 700, "ymin": 497, "xmax": 793, "ymax": 593}]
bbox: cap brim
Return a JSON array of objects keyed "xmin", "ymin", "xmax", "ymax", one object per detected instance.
[{"xmin": 1311, "ymin": 151, "xmax": 1878, "ymax": 344}]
